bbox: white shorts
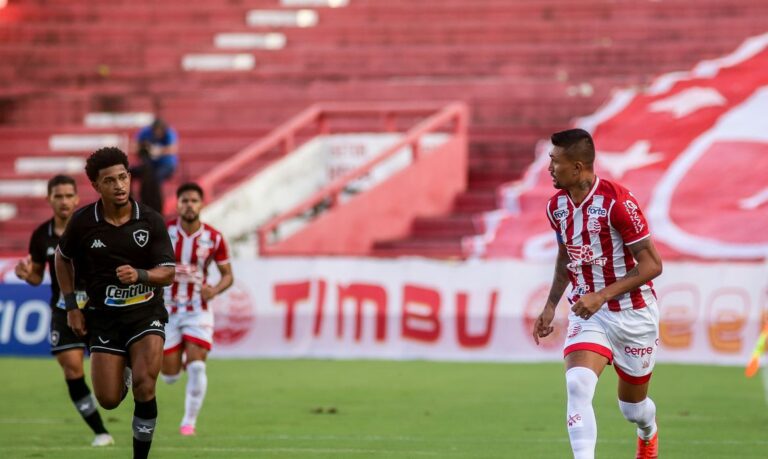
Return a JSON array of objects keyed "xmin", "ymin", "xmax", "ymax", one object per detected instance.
[
  {"xmin": 563, "ymin": 300, "xmax": 659, "ymax": 384},
  {"xmin": 163, "ymin": 309, "xmax": 214, "ymax": 354}
]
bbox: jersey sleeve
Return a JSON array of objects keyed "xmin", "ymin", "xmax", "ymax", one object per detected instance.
[
  {"xmin": 545, "ymin": 200, "xmax": 558, "ymax": 232},
  {"xmin": 214, "ymin": 233, "xmax": 230, "ymax": 265},
  {"xmin": 546, "ymin": 200, "xmax": 564, "ymax": 244},
  {"xmin": 57, "ymin": 214, "xmax": 82, "ymax": 260},
  {"xmin": 28, "ymin": 227, "xmax": 47, "ymax": 264},
  {"xmin": 609, "ymin": 191, "xmax": 650, "ymax": 245},
  {"xmin": 148, "ymin": 212, "xmax": 176, "ymax": 268}
]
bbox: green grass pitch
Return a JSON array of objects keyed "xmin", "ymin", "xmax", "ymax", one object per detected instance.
[{"xmin": 1, "ymin": 358, "xmax": 766, "ymax": 458}]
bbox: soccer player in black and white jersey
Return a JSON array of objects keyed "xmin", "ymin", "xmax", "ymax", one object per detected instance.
[
  {"xmin": 15, "ymin": 175, "xmax": 114, "ymax": 447},
  {"xmin": 55, "ymin": 147, "xmax": 175, "ymax": 459}
]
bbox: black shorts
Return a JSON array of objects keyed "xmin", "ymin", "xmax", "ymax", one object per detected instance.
[
  {"xmin": 85, "ymin": 302, "xmax": 168, "ymax": 356},
  {"xmin": 50, "ymin": 308, "xmax": 88, "ymax": 355}
]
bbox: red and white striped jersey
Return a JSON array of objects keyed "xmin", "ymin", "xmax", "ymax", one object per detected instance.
[
  {"xmin": 165, "ymin": 218, "xmax": 230, "ymax": 314},
  {"xmin": 546, "ymin": 176, "xmax": 656, "ymax": 311}
]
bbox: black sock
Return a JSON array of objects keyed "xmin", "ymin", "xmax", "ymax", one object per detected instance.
[
  {"xmin": 66, "ymin": 377, "xmax": 108, "ymax": 435},
  {"xmin": 133, "ymin": 397, "xmax": 157, "ymax": 459}
]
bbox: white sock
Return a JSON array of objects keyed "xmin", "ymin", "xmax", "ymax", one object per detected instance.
[
  {"xmin": 161, "ymin": 372, "xmax": 181, "ymax": 385},
  {"xmin": 182, "ymin": 361, "xmax": 207, "ymax": 427},
  {"xmin": 619, "ymin": 398, "xmax": 657, "ymax": 440},
  {"xmin": 565, "ymin": 367, "xmax": 599, "ymax": 459}
]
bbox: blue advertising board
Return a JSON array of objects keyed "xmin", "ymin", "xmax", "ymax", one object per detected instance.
[{"xmin": 0, "ymin": 284, "xmax": 51, "ymax": 356}]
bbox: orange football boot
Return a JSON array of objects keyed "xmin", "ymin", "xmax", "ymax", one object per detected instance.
[{"xmin": 635, "ymin": 430, "xmax": 658, "ymax": 459}]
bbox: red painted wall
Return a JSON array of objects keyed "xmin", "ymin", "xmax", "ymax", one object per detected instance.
[{"xmin": 268, "ymin": 136, "xmax": 467, "ymax": 255}]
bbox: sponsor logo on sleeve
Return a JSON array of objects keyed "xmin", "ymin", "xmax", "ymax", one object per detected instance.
[
  {"xmin": 624, "ymin": 200, "xmax": 645, "ymax": 234},
  {"xmin": 553, "ymin": 208, "xmax": 570, "ymax": 220}
]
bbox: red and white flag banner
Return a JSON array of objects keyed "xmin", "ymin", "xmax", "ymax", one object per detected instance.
[{"xmin": 482, "ymin": 32, "xmax": 768, "ymax": 261}]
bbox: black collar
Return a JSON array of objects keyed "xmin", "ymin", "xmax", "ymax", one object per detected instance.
[{"xmin": 94, "ymin": 199, "xmax": 140, "ymax": 223}]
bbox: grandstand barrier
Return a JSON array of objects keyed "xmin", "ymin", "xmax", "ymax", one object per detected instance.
[
  {"xmin": 194, "ymin": 102, "xmax": 467, "ymax": 255},
  {"xmin": 2, "ymin": 256, "xmax": 766, "ymax": 365},
  {"xmin": 256, "ymin": 102, "xmax": 468, "ymax": 255},
  {"xmin": 258, "ymin": 103, "xmax": 468, "ymax": 255}
]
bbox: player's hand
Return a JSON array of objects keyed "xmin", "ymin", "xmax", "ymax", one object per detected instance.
[
  {"xmin": 532, "ymin": 304, "xmax": 556, "ymax": 345},
  {"xmin": 570, "ymin": 292, "xmax": 606, "ymax": 320},
  {"xmin": 67, "ymin": 309, "xmax": 87, "ymax": 337},
  {"xmin": 14, "ymin": 256, "xmax": 32, "ymax": 280},
  {"xmin": 116, "ymin": 265, "xmax": 138, "ymax": 284},
  {"xmin": 201, "ymin": 284, "xmax": 216, "ymax": 301}
]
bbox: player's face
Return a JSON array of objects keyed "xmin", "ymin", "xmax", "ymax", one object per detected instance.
[
  {"xmin": 177, "ymin": 190, "xmax": 203, "ymax": 223},
  {"xmin": 548, "ymin": 146, "xmax": 578, "ymax": 190},
  {"xmin": 48, "ymin": 184, "xmax": 79, "ymax": 220},
  {"xmin": 93, "ymin": 165, "xmax": 131, "ymax": 207}
]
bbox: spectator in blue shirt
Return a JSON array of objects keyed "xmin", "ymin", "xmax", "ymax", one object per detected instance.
[
  {"xmin": 132, "ymin": 118, "xmax": 178, "ymax": 213},
  {"xmin": 136, "ymin": 118, "xmax": 178, "ymax": 183}
]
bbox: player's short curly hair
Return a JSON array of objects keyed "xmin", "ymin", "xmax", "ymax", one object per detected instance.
[
  {"xmin": 85, "ymin": 147, "xmax": 129, "ymax": 182},
  {"xmin": 176, "ymin": 182, "xmax": 204, "ymax": 199}
]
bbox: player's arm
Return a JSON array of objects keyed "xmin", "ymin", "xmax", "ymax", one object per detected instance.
[
  {"xmin": 54, "ymin": 247, "xmax": 76, "ymax": 296},
  {"xmin": 595, "ymin": 238, "xmax": 662, "ymax": 301},
  {"xmin": 571, "ymin": 237, "xmax": 662, "ymax": 319},
  {"xmin": 17, "ymin": 231, "xmax": 46, "ymax": 285},
  {"xmin": 15, "ymin": 256, "xmax": 45, "ymax": 286},
  {"xmin": 55, "ymin": 247, "xmax": 87, "ymax": 336},
  {"xmin": 533, "ymin": 242, "xmax": 570, "ymax": 344},
  {"xmin": 202, "ymin": 263, "xmax": 233, "ymax": 301}
]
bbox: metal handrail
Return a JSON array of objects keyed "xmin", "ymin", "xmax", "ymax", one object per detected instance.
[{"xmin": 256, "ymin": 101, "xmax": 468, "ymax": 253}]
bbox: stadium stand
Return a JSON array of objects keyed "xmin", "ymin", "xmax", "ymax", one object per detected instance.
[{"xmin": 1, "ymin": 0, "xmax": 767, "ymax": 256}]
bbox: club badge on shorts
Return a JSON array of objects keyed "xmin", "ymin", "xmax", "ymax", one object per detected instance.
[{"xmin": 133, "ymin": 229, "xmax": 149, "ymax": 247}]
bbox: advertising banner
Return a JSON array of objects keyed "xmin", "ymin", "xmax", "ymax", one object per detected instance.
[
  {"xmin": 207, "ymin": 258, "xmax": 768, "ymax": 366},
  {"xmin": 2, "ymin": 257, "xmax": 766, "ymax": 365},
  {"xmin": 0, "ymin": 283, "xmax": 52, "ymax": 356}
]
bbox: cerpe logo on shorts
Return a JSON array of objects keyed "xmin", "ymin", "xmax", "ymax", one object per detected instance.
[
  {"xmin": 105, "ymin": 283, "xmax": 154, "ymax": 307},
  {"xmin": 624, "ymin": 345, "xmax": 654, "ymax": 358}
]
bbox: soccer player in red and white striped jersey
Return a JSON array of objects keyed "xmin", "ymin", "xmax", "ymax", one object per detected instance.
[
  {"xmin": 532, "ymin": 129, "xmax": 663, "ymax": 459},
  {"xmin": 160, "ymin": 182, "xmax": 233, "ymax": 436}
]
